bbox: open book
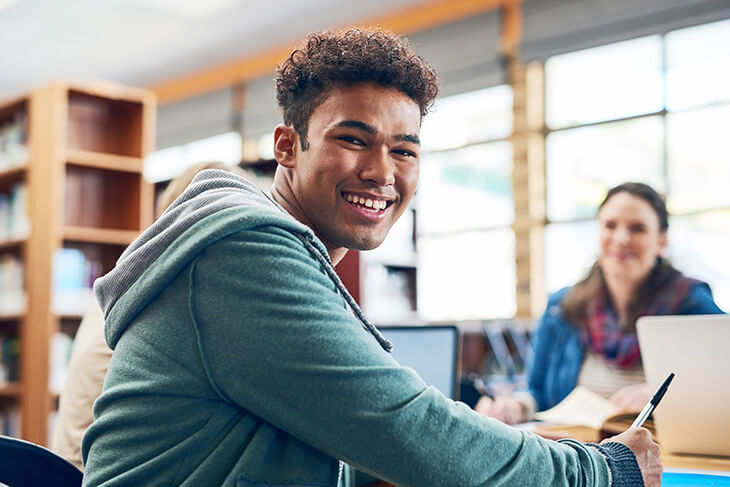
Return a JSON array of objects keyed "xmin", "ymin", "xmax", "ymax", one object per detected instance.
[{"xmin": 533, "ymin": 386, "xmax": 653, "ymax": 442}]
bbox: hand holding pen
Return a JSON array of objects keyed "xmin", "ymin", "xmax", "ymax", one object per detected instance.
[
  {"xmin": 599, "ymin": 375, "xmax": 673, "ymax": 487},
  {"xmin": 631, "ymin": 372, "xmax": 675, "ymax": 429}
]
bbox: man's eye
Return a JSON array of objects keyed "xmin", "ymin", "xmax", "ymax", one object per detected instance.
[
  {"xmin": 340, "ymin": 136, "xmax": 364, "ymax": 146},
  {"xmin": 393, "ymin": 149, "xmax": 417, "ymax": 158}
]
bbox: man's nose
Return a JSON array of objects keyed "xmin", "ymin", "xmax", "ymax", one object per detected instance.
[{"xmin": 359, "ymin": 148, "xmax": 395, "ymax": 186}]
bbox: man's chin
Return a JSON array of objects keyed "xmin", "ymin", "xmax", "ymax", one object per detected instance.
[{"xmin": 338, "ymin": 234, "xmax": 387, "ymax": 252}]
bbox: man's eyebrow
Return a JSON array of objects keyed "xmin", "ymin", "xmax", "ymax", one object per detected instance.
[
  {"xmin": 334, "ymin": 120, "xmax": 376, "ymax": 134},
  {"xmin": 334, "ymin": 120, "xmax": 420, "ymax": 146},
  {"xmin": 395, "ymin": 133, "xmax": 420, "ymax": 146}
]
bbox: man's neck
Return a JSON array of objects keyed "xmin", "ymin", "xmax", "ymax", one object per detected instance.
[{"xmin": 270, "ymin": 169, "xmax": 347, "ymax": 265}]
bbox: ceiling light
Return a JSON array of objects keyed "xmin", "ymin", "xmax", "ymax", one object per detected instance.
[
  {"xmin": 129, "ymin": 0, "xmax": 241, "ymax": 18},
  {"xmin": 0, "ymin": 0, "xmax": 22, "ymax": 12}
]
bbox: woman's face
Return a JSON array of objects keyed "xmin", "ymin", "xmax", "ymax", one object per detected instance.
[{"xmin": 598, "ymin": 192, "xmax": 667, "ymax": 287}]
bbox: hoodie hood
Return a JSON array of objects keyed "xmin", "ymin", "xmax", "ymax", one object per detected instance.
[{"xmin": 94, "ymin": 169, "xmax": 392, "ymax": 352}]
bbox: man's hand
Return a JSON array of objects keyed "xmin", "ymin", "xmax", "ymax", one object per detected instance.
[
  {"xmin": 601, "ymin": 427, "xmax": 662, "ymax": 487},
  {"xmin": 474, "ymin": 395, "xmax": 523, "ymax": 425}
]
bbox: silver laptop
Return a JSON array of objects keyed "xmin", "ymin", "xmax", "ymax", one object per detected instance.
[{"xmin": 637, "ymin": 314, "xmax": 730, "ymax": 457}]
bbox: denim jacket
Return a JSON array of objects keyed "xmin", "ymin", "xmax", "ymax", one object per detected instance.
[{"xmin": 528, "ymin": 282, "xmax": 724, "ymax": 412}]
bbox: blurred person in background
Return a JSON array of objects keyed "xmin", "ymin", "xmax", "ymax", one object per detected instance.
[
  {"xmin": 477, "ymin": 182, "xmax": 724, "ymax": 424},
  {"xmin": 51, "ymin": 161, "xmax": 254, "ymax": 469}
]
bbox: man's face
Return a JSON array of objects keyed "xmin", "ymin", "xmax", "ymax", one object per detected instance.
[{"xmin": 280, "ymin": 83, "xmax": 421, "ymax": 256}]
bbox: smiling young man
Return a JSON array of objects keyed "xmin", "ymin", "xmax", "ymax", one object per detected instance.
[{"xmin": 82, "ymin": 29, "xmax": 661, "ymax": 487}]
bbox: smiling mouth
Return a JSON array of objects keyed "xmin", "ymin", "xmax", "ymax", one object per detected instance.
[{"xmin": 342, "ymin": 192, "xmax": 392, "ymax": 212}]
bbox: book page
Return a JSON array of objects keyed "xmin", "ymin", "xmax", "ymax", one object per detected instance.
[{"xmin": 535, "ymin": 386, "xmax": 619, "ymax": 430}]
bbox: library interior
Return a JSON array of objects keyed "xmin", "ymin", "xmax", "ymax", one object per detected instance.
[{"xmin": 0, "ymin": 0, "xmax": 729, "ymax": 486}]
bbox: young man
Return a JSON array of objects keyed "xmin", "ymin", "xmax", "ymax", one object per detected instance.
[{"xmin": 82, "ymin": 29, "xmax": 661, "ymax": 486}]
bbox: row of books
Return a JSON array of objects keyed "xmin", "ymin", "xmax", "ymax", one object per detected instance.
[
  {"xmin": 0, "ymin": 254, "xmax": 25, "ymax": 316},
  {"xmin": 50, "ymin": 332, "xmax": 74, "ymax": 394},
  {"xmin": 0, "ymin": 405, "xmax": 20, "ymax": 437},
  {"xmin": 0, "ymin": 181, "xmax": 29, "ymax": 242},
  {"xmin": 0, "ymin": 111, "xmax": 28, "ymax": 170},
  {"xmin": 52, "ymin": 247, "xmax": 104, "ymax": 316},
  {"xmin": 0, "ymin": 335, "xmax": 19, "ymax": 384}
]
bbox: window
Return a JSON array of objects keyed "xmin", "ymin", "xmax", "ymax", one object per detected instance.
[
  {"xmin": 416, "ymin": 86, "xmax": 515, "ymax": 320},
  {"xmin": 545, "ymin": 36, "xmax": 663, "ymax": 129},
  {"xmin": 543, "ymin": 19, "xmax": 730, "ymax": 311},
  {"xmin": 665, "ymin": 18, "xmax": 730, "ymax": 111},
  {"xmin": 546, "ymin": 116, "xmax": 664, "ymax": 222},
  {"xmin": 144, "ymin": 131, "xmax": 242, "ymax": 183}
]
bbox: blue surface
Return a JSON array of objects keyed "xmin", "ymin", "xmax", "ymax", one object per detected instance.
[{"xmin": 662, "ymin": 472, "xmax": 730, "ymax": 486}]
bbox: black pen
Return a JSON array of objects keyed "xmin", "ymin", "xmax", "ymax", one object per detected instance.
[{"xmin": 631, "ymin": 372, "xmax": 675, "ymax": 429}]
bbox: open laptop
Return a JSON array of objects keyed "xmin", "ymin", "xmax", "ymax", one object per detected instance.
[
  {"xmin": 637, "ymin": 314, "xmax": 730, "ymax": 458},
  {"xmin": 378, "ymin": 325, "xmax": 460, "ymax": 400}
]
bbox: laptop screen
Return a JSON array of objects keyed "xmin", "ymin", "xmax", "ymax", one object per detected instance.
[
  {"xmin": 378, "ymin": 325, "xmax": 460, "ymax": 400},
  {"xmin": 637, "ymin": 314, "xmax": 730, "ymax": 458}
]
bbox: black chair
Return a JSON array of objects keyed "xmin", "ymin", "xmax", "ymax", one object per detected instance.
[{"xmin": 0, "ymin": 435, "xmax": 82, "ymax": 487}]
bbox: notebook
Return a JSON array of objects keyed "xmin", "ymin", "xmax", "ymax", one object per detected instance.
[
  {"xmin": 636, "ymin": 314, "xmax": 730, "ymax": 458},
  {"xmin": 378, "ymin": 325, "xmax": 460, "ymax": 400},
  {"xmin": 662, "ymin": 468, "xmax": 730, "ymax": 486}
]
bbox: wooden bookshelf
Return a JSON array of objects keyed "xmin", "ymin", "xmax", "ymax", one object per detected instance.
[
  {"xmin": 63, "ymin": 226, "xmax": 139, "ymax": 246},
  {"xmin": 0, "ymin": 81, "xmax": 156, "ymax": 445},
  {"xmin": 66, "ymin": 149, "xmax": 144, "ymax": 173},
  {"xmin": 0, "ymin": 238, "xmax": 25, "ymax": 252},
  {"xmin": 0, "ymin": 383, "xmax": 22, "ymax": 398},
  {"xmin": 0, "ymin": 165, "xmax": 27, "ymax": 180}
]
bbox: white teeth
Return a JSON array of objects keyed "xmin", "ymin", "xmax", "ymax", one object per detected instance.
[{"xmin": 344, "ymin": 193, "xmax": 387, "ymax": 210}]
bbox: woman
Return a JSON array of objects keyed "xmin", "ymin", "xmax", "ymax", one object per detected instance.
[{"xmin": 477, "ymin": 182, "xmax": 724, "ymax": 424}]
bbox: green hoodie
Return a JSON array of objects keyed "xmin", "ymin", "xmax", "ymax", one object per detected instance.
[{"xmin": 82, "ymin": 170, "xmax": 641, "ymax": 486}]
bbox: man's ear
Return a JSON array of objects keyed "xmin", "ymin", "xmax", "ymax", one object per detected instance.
[{"xmin": 273, "ymin": 125, "xmax": 298, "ymax": 168}]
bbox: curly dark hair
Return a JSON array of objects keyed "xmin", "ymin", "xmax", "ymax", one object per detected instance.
[{"xmin": 275, "ymin": 28, "xmax": 440, "ymax": 150}]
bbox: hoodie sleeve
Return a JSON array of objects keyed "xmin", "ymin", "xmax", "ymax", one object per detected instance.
[{"xmin": 189, "ymin": 225, "xmax": 614, "ymax": 487}]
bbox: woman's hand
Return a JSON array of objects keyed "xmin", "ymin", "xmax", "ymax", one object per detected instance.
[
  {"xmin": 609, "ymin": 383, "xmax": 651, "ymax": 411},
  {"xmin": 475, "ymin": 395, "xmax": 524, "ymax": 425}
]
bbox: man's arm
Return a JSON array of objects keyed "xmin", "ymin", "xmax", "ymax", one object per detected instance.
[{"xmin": 191, "ymin": 226, "xmax": 649, "ymax": 486}]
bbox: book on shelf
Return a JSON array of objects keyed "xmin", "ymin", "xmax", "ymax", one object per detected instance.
[
  {"xmin": 0, "ymin": 404, "xmax": 20, "ymax": 437},
  {"xmin": 52, "ymin": 247, "xmax": 102, "ymax": 316},
  {"xmin": 0, "ymin": 110, "xmax": 28, "ymax": 170},
  {"xmin": 0, "ymin": 253, "xmax": 25, "ymax": 315},
  {"xmin": 0, "ymin": 181, "xmax": 30, "ymax": 242},
  {"xmin": 49, "ymin": 332, "xmax": 74, "ymax": 394},
  {"xmin": 0, "ymin": 335, "xmax": 20, "ymax": 383},
  {"xmin": 533, "ymin": 386, "xmax": 653, "ymax": 443}
]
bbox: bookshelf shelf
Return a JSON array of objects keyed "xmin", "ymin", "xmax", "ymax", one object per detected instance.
[
  {"xmin": 0, "ymin": 238, "xmax": 25, "ymax": 252},
  {"xmin": 66, "ymin": 149, "xmax": 144, "ymax": 173},
  {"xmin": 0, "ymin": 314, "xmax": 23, "ymax": 322},
  {"xmin": 0, "ymin": 383, "xmax": 22, "ymax": 398},
  {"xmin": 0, "ymin": 97, "xmax": 26, "ymax": 121},
  {"xmin": 56, "ymin": 314, "xmax": 84, "ymax": 321},
  {"xmin": 63, "ymin": 226, "xmax": 139, "ymax": 245},
  {"xmin": 0, "ymin": 81, "xmax": 156, "ymax": 445},
  {"xmin": 0, "ymin": 165, "xmax": 27, "ymax": 181}
]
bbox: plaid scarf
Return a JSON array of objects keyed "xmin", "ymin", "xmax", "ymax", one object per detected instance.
[{"xmin": 580, "ymin": 274, "xmax": 697, "ymax": 368}]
